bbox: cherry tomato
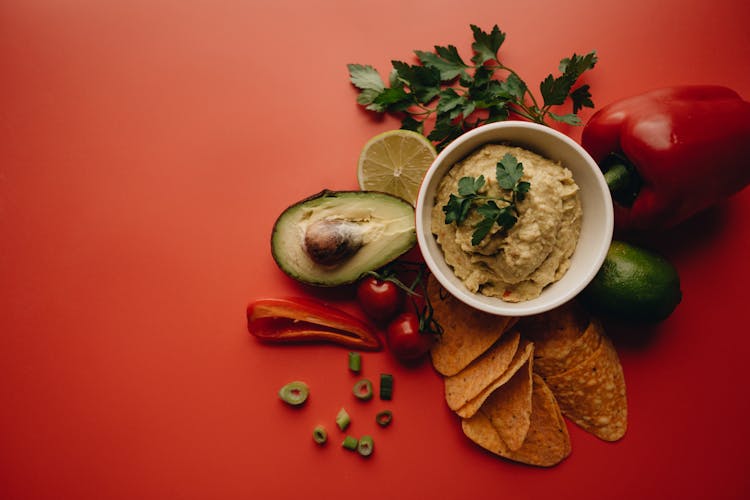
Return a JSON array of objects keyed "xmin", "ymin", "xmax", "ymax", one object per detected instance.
[
  {"xmin": 356, "ymin": 277, "xmax": 404, "ymax": 323},
  {"xmin": 386, "ymin": 312, "xmax": 433, "ymax": 361}
]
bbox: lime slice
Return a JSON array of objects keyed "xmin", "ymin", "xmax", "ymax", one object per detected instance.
[{"xmin": 357, "ymin": 130, "xmax": 437, "ymax": 206}]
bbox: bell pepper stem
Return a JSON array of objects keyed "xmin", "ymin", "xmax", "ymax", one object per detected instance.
[{"xmin": 603, "ymin": 163, "xmax": 631, "ymax": 193}]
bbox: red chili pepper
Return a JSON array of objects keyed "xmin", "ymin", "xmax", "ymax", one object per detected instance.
[
  {"xmin": 581, "ymin": 85, "xmax": 750, "ymax": 232},
  {"xmin": 247, "ymin": 297, "xmax": 382, "ymax": 351}
]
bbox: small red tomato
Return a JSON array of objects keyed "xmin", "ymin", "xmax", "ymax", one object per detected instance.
[
  {"xmin": 386, "ymin": 312, "xmax": 433, "ymax": 362},
  {"xmin": 356, "ymin": 277, "xmax": 404, "ymax": 323}
]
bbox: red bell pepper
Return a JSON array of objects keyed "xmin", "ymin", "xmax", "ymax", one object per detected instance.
[
  {"xmin": 581, "ymin": 85, "xmax": 750, "ymax": 232},
  {"xmin": 247, "ymin": 297, "xmax": 382, "ymax": 350}
]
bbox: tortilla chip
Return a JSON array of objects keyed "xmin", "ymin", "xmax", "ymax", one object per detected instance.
[
  {"xmin": 428, "ymin": 274, "xmax": 517, "ymax": 376},
  {"xmin": 444, "ymin": 331, "xmax": 520, "ymax": 411},
  {"xmin": 518, "ymin": 301, "xmax": 589, "ymax": 376},
  {"xmin": 557, "ymin": 318, "xmax": 604, "ymax": 373},
  {"xmin": 481, "ymin": 349, "xmax": 534, "ymax": 450},
  {"xmin": 462, "ymin": 374, "xmax": 571, "ymax": 467},
  {"xmin": 461, "ymin": 408, "xmax": 508, "ymax": 455},
  {"xmin": 503, "ymin": 375, "xmax": 571, "ymax": 466},
  {"xmin": 545, "ymin": 335, "xmax": 627, "ymax": 441},
  {"xmin": 535, "ymin": 317, "xmax": 604, "ymax": 379},
  {"xmin": 455, "ymin": 339, "xmax": 533, "ymax": 418}
]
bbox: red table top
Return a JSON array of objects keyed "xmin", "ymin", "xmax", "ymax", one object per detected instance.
[{"xmin": 2, "ymin": 1, "xmax": 750, "ymax": 499}]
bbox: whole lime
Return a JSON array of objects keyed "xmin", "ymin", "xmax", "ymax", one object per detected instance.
[{"xmin": 581, "ymin": 241, "xmax": 682, "ymax": 322}]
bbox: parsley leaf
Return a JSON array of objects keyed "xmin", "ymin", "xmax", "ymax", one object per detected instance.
[
  {"xmin": 441, "ymin": 154, "xmax": 530, "ymax": 245},
  {"xmin": 471, "ymin": 214, "xmax": 498, "ymax": 245},
  {"xmin": 540, "ymin": 74, "xmax": 574, "ymax": 107},
  {"xmin": 570, "ymin": 84, "xmax": 594, "ymax": 113},
  {"xmin": 400, "ymin": 115, "xmax": 423, "ymax": 134},
  {"xmin": 371, "ymin": 87, "xmax": 412, "ymax": 112},
  {"xmin": 496, "ymin": 153, "xmax": 524, "ymax": 189},
  {"xmin": 391, "ymin": 61, "xmax": 441, "ymax": 104},
  {"xmin": 348, "ymin": 25, "xmax": 598, "ymax": 150},
  {"xmin": 470, "ymin": 24, "xmax": 505, "ymax": 65},
  {"xmin": 443, "ymin": 194, "xmax": 473, "ymax": 225},
  {"xmin": 347, "ymin": 64, "xmax": 385, "ymax": 92},
  {"xmin": 559, "ymin": 51, "xmax": 598, "ymax": 78},
  {"xmin": 416, "ymin": 45, "xmax": 469, "ymax": 80},
  {"xmin": 549, "ymin": 111, "xmax": 582, "ymax": 125},
  {"xmin": 458, "ymin": 175, "xmax": 485, "ymax": 196}
]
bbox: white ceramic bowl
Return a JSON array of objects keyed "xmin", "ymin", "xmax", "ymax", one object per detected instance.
[{"xmin": 415, "ymin": 121, "xmax": 613, "ymax": 317}]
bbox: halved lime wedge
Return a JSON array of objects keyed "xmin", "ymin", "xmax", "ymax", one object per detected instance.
[{"xmin": 357, "ymin": 130, "xmax": 437, "ymax": 206}]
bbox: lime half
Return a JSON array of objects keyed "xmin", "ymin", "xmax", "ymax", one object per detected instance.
[{"xmin": 357, "ymin": 130, "xmax": 437, "ymax": 206}]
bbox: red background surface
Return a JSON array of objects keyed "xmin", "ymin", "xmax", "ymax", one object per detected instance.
[{"xmin": 2, "ymin": 1, "xmax": 750, "ymax": 499}]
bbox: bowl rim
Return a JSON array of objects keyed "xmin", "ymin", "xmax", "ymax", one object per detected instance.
[{"xmin": 415, "ymin": 121, "xmax": 614, "ymax": 317}]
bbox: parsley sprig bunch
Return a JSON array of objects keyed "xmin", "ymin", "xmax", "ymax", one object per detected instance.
[
  {"xmin": 348, "ymin": 25, "xmax": 597, "ymax": 150},
  {"xmin": 442, "ymin": 153, "xmax": 530, "ymax": 245}
]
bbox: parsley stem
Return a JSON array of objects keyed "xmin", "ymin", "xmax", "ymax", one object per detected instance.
[{"xmin": 473, "ymin": 195, "xmax": 514, "ymax": 205}]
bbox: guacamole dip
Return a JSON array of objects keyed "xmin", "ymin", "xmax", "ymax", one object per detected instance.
[{"xmin": 431, "ymin": 144, "xmax": 582, "ymax": 302}]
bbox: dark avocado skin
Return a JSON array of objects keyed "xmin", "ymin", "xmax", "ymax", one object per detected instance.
[
  {"xmin": 271, "ymin": 190, "xmax": 416, "ymax": 287},
  {"xmin": 580, "ymin": 241, "xmax": 682, "ymax": 323}
]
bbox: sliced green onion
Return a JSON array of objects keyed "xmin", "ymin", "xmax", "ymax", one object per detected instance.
[
  {"xmin": 375, "ymin": 410, "xmax": 393, "ymax": 427},
  {"xmin": 342, "ymin": 435, "xmax": 358, "ymax": 451},
  {"xmin": 312, "ymin": 425, "xmax": 327, "ymax": 445},
  {"xmin": 348, "ymin": 352, "xmax": 361, "ymax": 373},
  {"xmin": 336, "ymin": 407, "xmax": 351, "ymax": 431},
  {"xmin": 278, "ymin": 381, "xmax": 309, "ymax": 406},
  {"xmin": 357, "ymin": 435, "xmax": 374, "ymax": 457},
  {"xmin": 379, "ymin": 373, "xmax": 393, "ymax": 400},
  {"xmin": 352, "ymin": 379, "xmax": 373, "ymax": 400}
]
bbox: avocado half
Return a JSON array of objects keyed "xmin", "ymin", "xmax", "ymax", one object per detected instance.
[{"xmin": 271, "ymin": 190, "xmax": 416, "ymax": 286}]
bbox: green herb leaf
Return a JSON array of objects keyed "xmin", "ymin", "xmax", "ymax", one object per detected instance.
[
  {"xmin": 540, "ymin": 74, "xmax": 574, "ymax": 107},
  {"xmin": 559, "ymin": 51, "xmax": 598, "ymax": 78},
  {"xmin": 400, "ymin": 115, "xmax": 424, "ymax": 134},
  {"xmin": 570, "ymin": 84, "xmax": 594, "ymax": 113},
  {"xmin": 441, "ymin": 154, "xmax": 530, "ymax": 245},
  {"xmin": 356, "ymin": 88, "xmax": 382, "ymax": 108},
  {"xmin": 496, "ymin": 154, "xmax": 524, "ymax": 189},
  {"xmin": 348, "ymin": 64, "xmax": 385, "ymax": 92},
  {"xmin": 416, "ymin": 45, "xmax": 469, "ymax": 80},
  {"xmin": 495, "ymin": 206, "xmax": 518, "ymax": 230},
  {"xmin": 458, "ymin": 175, "xmax": 484, "ymax": 196},
  {"xmin": 486, "ymin": 103, "xmax": 510, "ymax": 123},
  {"xmin": 427, "ymin": 116, "xmax": 463, "ymax": 150},
  {"xmin": 549, "ymin": 111, "xmax": 582, "ymax": 125},
  {"xmin": 472, "ymin": 202, "xmax": 518, "ymax": 245},
  {"xmin": 349, "ymin": 25, "xmax": 598, "ymax": 150},
  {"xmin": 371, "ymin": 87, "xmax": 412, "ymax": 112},
  {"xmin": 471, "ymin": 216, "xmax": 497, "ymax": 245},
  {"xmin": 515, "ymin": 180, "xmax": 531, "ymax": 201},
  {"xmin": 443, "ymin": 194, "xmax": 473, "ymax": 225},
  {"xmin": 391, "ymin": 61, "xmax": 441, "ymax": 104},
  {"xmin": 436, "ymin": 88, "xmax": 464, "ymax": 115},
  {"xmin": 470, "ymin": 24, "xmax": 506, "ymax": 65}
]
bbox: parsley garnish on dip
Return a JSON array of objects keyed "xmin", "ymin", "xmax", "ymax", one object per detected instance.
[{"xmin": 433, "ymin": 144, "xmax": 581, "ymax": 302}]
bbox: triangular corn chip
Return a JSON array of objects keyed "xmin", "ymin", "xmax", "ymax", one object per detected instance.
[
  {"xmin": 428, "ymin": 274, "xmax": 517, "ymax": 376},
  {"xmin": 545, "ymin": 335, "xmax": 627, "ymax": 441},
  {"xmin": 444, "ymin": 331, "xmax": 520, "ymax": 411}
]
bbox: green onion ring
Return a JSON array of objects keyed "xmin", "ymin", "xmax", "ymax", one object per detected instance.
[
  {"xmin": 278, "ymin": 381, "xmax": 309, "ymax": 406},
  {"xmin": 375, "ymin": 410, "xmax": 393, "ymax": 427},
  {"xmin": 357, "ymin": 435, "xmax": 374, "ymax": 457},
  {"xmin": 312, "ymin": 425, "xmax": 327, "ymax": 445},
  {"xmin": 352, "ymin": 379, "xmax": 373, "ymax": 401}
]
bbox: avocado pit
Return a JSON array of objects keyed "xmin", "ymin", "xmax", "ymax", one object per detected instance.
[{"xmin": 304, "ymin": 219, "xmax": 364, "ymax": 265}]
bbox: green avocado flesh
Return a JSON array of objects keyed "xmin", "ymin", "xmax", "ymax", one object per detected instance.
[{"xmin": 271, "ymin": 190, "xmax": 416, "ymax": 286}]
